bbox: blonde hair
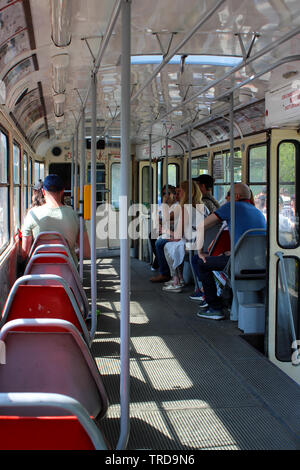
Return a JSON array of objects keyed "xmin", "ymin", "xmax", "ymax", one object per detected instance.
[{"xmin": 179, "ymin": 180, "xmax": 202, "ymax": 207}]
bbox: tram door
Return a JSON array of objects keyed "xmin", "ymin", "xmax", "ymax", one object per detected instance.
[
  {"xmin": 138, "ymin": 161, "xmax": 156, "ymax": 261},
  {"xmin": 268, "ymin": 129, "xmax": 300, "ymax": 384}
]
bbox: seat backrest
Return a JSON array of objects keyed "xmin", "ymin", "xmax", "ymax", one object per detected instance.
[
  {"xmin": 0, "ymin": 319, "xmax": 108, "ymax": 419},
  {"xmin": 203, "ymin": 222, "xmax": 222, "ymax": 253},
  {"xmin": 234, "ymin": 229, "xmax": 266, "ymax": 279},
  {"xmin": 31, "ymin": 243, "xmax": 76, "ymax": 267},
  {"xmin": 1, "ymin": 275, "xmax": 90, "ymax": 344},
  {"xmin": 28, "ymin": 232, "xmax": 70, "ymax": 259},
  {"xmin": 0, "ymin": 392, "xmax": 108, "ymax": 450},
  {"xmin": 24, "ymin": 254, "xmax": 89, "ymax": 318}
]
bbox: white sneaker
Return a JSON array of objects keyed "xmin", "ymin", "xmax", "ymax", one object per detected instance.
[
  {"xmin": 162, "ymin": 284, "xmax": 182, "ymax": 293},
  {"xmin": 164, "ymin": 279, "xmax": 174, "ymax": 286}
]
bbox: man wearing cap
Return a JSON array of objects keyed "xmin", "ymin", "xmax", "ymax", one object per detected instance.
[
  {"xmin": 193, "ymin": 174, "xmax": 220, "ymax": 214},
  {"xmin": 21, "ymin": 174, "xmax": 90, "ymax": 263}
]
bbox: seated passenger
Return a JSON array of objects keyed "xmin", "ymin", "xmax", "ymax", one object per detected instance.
[
  {"xmin": 193, "ymin": 174, "xmax": 220, "ymax": 214},
  {"xmin": 30, "ymin": 180, "xmax": 45, "ymax": 208},
  {"xmin": 149, "ymin": 185, "xmax": 177, "ymax": 271},
  {"xmin": 21, "ymin": 174, "xmax": 91, "ymax": 264},
  {"xmin": 163, "ymin": 180, "xmax": 206, "ymax": 292},
  {"xmin": 193, "ymin": 183, "xmax": 266, "ymax": 320},
  {"xmin": 149, "ymin": 185, "xmax": 181, "ymax": 283}
]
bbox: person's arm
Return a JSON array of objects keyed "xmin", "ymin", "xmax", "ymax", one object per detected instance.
[
  {"xmin": 82, "ymin": 230, "xmax": 91, "ymax": 258},
  {"xmin": 77, "ymin": 229, "xmax": 91, "ymax": 259},
  {"xmin": 21, "ymin": 235, "xmax": 33, "ymax": 260},
  {"xmin": 197, "ymin": 213, "xmax": 220, "ymax": 261},
  {"xmin": 204, "ymin": 213, "xmax": 219, "ymax": 230}
]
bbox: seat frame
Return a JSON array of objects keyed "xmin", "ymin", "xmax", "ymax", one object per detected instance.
[
  {"xmin": 24, "ymin": 253, "xmax": 90, "ymax": 320},
  {"xmin": 1, "ymin": 274, "xmax": 91, "ymax": 345},
  {"xmin": 0, "ymin": 392, "xmax": 108, "ymax": 450}
]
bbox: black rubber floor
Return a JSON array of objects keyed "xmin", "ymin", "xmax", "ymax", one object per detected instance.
[{"xmin": 85, "ymin": 256, "xmax": 300, "ymax": 450}]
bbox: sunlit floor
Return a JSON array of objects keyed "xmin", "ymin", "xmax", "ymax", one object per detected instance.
[{"xmin": 84, "ymin": 255, "xmax": 300, "ymax": 450}]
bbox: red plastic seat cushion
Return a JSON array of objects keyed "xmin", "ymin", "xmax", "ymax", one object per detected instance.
[
  {"xmin": 2, "ymin": 285, "xmax": 84, "ymax": 333},
  {"xmin": 0, "ymin": 416, "xmax": 95, "ymax": 450}
]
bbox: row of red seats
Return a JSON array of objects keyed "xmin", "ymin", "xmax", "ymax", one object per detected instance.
[{"xmin": 0, "ymin": 232, "xmax": 110, "ymax": 450}]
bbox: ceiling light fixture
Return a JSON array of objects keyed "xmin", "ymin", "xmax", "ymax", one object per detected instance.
[{"xmin": 50, "ymin": 0, "xmax": 72, "ymax": 47}]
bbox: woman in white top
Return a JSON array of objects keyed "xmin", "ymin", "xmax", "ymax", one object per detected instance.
[{"xmin": 163, "ymin": 180, "xmax": 207, "ymax": 292}]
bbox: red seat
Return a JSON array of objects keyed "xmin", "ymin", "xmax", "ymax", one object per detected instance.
[
  {"xmin": 0, "ymin": 415, "xmax": 96, "ymax": 450},
  {"xmin": 0, "ymin": 319, "xmax": 109, "ymax": 419},
  {"xmin": 2, "ymin": 285, "xmax": 83, "ymax": 333},
  {"xmin": 24, "ymin": 254, "xmax": 90, "ymax": 319},
  {"xmin": 0, "ymin": 392, "xmax": 109, "ymax": 450},
  {"xmin": 1, "ymin": 275, "xmax": 90, "ymax": 345}
]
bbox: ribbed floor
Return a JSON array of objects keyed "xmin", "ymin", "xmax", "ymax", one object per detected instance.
[{"xmin": 85, "ymin": 256, "xmax": 300, "ymax": 450}]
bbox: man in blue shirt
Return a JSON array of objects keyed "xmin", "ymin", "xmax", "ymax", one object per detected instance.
[{"xmin": 192, "ymin": 183, "xmax": 266, "ymax": 320}]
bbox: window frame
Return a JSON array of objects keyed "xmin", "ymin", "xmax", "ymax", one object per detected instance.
[
  {"xmin": 13, "ymin": 141, "xmax": 21, "ymax": 233},
  {"xmin": 212, "ymin": 147, "xmax": 242, "ymax": 202},
  {"xmin": 275, "ymin": 255, "xmax": 300, "ymax": 363},
  {"xmin": 0, "ymin": 128, "xmax": 10, "ymax": 254},
  {"xmin": 277, "ymin": 139, "xmax": 300, "ymax": 249},
  {"xmin": 87, "ymin": 162, "xmax": 106, "ymax": 208}
]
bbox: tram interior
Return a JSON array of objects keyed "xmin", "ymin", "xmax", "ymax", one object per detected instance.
[{"xmin": 0, "ymin": 0, "xmax": 299, "ymax": 451}]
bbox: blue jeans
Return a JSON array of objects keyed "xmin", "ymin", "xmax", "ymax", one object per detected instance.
[{"xmin": 155, "ymin": 238, "xmax": 170, "ymax": 276}]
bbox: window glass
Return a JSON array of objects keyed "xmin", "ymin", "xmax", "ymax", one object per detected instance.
[
  {"xmin": 23, "ymin": 152, "xmax": 28, "ymax": 213},
  {"xmin": 13, "ymin": 144, "xmax": 21, "ymax": 184},
  {"xmin": 213, "ymin": 149, "xmax": 241, "ymax": 203},
  {"xmin": 34, "ymin": 161, "xmax": 44, "ymax": 184},
  {"xmin": 168, "ymin": 163, "xmax": 179, "ymax": 187},
  {"xmin": 111, "ymin": 163, "xmax": 120, "ymax": 210},
  {"xmin": 191, "ymin": 155, "xmax": 208, "ymax": 178},
  {"xmin": 13, "ymin": 143, "xmax": 21, "ymax": 232},
  {"xmin": 248, "ymin": 144, "xmax": 267, "ymax": 217},
  {"xmin": 276, "ymin": 257, "xmax": 299, "ymax": 362},
  {"xmin": 87, "ymin": 162, "xmax": 106, "ymax": 208},
  {"xmin": 0, "ymin": 130, "xmax": 9, "ymax": 251},
  {"xmin": 0, "ymin": 131, "xmax": 8, "ymax": 183},
  {"xmin": 278, "ymin": 142, "xmax": 299, "ymax": 248}
]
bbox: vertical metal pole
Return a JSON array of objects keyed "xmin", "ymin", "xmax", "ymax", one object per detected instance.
[
  {"xmin": 188, "ymin": 127, "xmax": 198, "ymax": 287},
  {"xmin": 71, "ymin": 137, "xmax": 74, "ymax": 207},
  {"xmin": 90, "ymin": 72, "xmax": 97, "ymax": 340},
  {"xmin": 188, "ymin": 127, "xmax": 192, "ymax": 204},
  {"xmin": 74, "ymin": 128, "xmax": 79, "ymax": 211},
  {"xmin": 148, "ymin": 133, "xmax": 153, "ymax": 261},
  {"xmin": 229, "ymin": 92, "xmax": 237, "ymax": 321},
  {"xmin": 116, "ymin": 0, "xmax": 130, "ymax": 451},
  {"xmin": 165, "ymin": 135, "xmax": 169, "ymax": 194},
  {"xmin": 79, "ymin": 109, "xmax": 86, "ymax": 281}
]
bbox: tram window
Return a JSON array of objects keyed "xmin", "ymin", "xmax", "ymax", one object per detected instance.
[
  {"xmin": 276, "ymin": 257, "xmax": 299, "ymax": 362},
  {"xmin": 168, "ymin": 163, "xmax": 179, "ymax": 187},
  {"xmin": 278, "ymin": 142, "xmax": 299, "ymax": 248},
  {"xmin": 0, "ymin": 130, "xmax": 9, "ymax": 252},
  {"xmin": 87, "ymin": 162, "xmax": 106, "ymax": 209},
  {"xmin": 213, "ymin": 149, "xmax": 242, "ymax": 203},
  {"xmin": 29, "ymin": 157, "xmax": 33, "ymax": 200},
  {"xmin": 248, "ymin": 144, "xmax": 267, "ymax": 217},
  {"xmin": 111, "ymin": 162, "xmax": 120, "ymax": 210},
  {"xmin": 142, "ymin": 165, "xmax": 153, "ymax": 208},
  {"xmin": 34, "ymin": 161, "xmax": 44, "ymax": 184},
  {"xmin": 13, "ymin": 142, "xmax": 21, "ymax": 232},
  {"xmin": 23, "ymin": 152, "xmax": 28, "ymax": 213},
  {"xmin": 191, "ymin": 155, "xmax": 208, "ymax": 178}
]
